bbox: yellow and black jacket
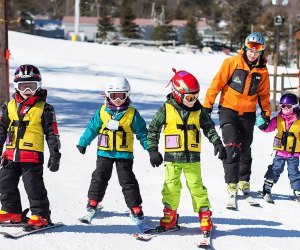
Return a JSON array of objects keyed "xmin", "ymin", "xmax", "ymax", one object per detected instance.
[
  {"xmin": 273, "ymin": 115, "xmax": 300, "ymax": 154},
  {"xmin": 0, "ymin": 90, "xmax": 60, "ymax": 163},
  {"xmin": 148, "ymin": 94, "xmax": 221, "ymax": 163}
]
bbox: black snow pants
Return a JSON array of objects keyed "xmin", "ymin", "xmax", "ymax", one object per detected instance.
[
  {"xmin": 88, "ymin": 156, "xmax": 142, "ymax": 209},
  {"xmin": 0, "ymin": 160, "xmax": 50, "ymax": 219},
  {"xmin": 219, "ymin": 107, "xmax": 256, "ymax": 184}
]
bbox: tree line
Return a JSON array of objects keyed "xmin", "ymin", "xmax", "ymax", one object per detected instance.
[{"xmin": 6, "ymin": 0, "xmax": 300, "ymax": 64}]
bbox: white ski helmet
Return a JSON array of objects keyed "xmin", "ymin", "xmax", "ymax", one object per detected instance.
[{"xmin": 104, "ymin": 77, "xmax": 131, "ymax": 97}]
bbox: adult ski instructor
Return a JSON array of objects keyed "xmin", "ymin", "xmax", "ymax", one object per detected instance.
[{"xmin": 203, "ymin": 32, "xmax": 271, "ymax": 208}]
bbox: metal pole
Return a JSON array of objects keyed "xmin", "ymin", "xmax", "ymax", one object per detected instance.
[
  {"xmin": 74, "ymin": 0, "xmax": 80, "ymax": 39},
  {"xmin": 273, "ymin": 25, "xmax": 280, "ymax": 112},
  {"xmin": 0, "ymin": 0, "xmax": 9, "ymax": 106}
]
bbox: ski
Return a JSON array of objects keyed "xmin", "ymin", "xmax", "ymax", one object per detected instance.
[
  {"xmin": 78, "ymin": 205, "xmax": 103, "ymax": 224},
  {"xmin": 197, "ymin": 227, "xmax": 213, "ymax": 249},
  {"xmin": 0, "ymin": 208, "xmax": 30, "ymax": 227},
  {"xmin": 0, "ymin": 222, "xmax": 64, "ymax": 239},
  {"xmin": 226, "ymin": 195, "xmax": 237, "ymax": 210},
  {"xmin": 243, "ymin": 194, "xmax": 261, "ymax": 207},
  {"xmin": 132, "ymin": 225, "xmax": 181, "ymax": 241}
]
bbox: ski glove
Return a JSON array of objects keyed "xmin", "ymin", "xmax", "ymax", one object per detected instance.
[
  {"xmin": 256, "ymin": 116, "xmax": 270, "ymax": 130},
  {"xmin": 213, "ymin": 140, "xmax": 227, "ymax": 160},
  {"xmin": 48, "ymin": 151, "xmax": 61, "ymax": 172},
  {"xmin": 77, "ymin": 145, "xmax": 86, "ymax": 154},
  {"xmin": 203, "ymin": 107, "xmax": 212, "ymax": 116},
  {"xmin": 149, "ymin": 150, "xmax": 163, "ymax": 167}
]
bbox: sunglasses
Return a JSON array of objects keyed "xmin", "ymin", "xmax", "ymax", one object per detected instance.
[
  {"xmin": 109, "ymin": 92, "xmax": 128, "ymax": 101},
  {"xmin": 182, "ymin": 92, "xmax": 199, "ymax": 102},
  {"xmin": 280, "ymin": 104, "xmax": 298, "ymax": 110},
  {"xmin": 246, "ymin": 42, "xmax": 265, "ymax": 52},
  {"xmin": 16, "ymin": 81, "xmax": 40, "ymax": 92}
]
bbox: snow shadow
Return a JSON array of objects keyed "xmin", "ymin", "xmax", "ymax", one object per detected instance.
[{"xmin": 46, "ymin": 88, "xmax": 163, "ymax": 129}]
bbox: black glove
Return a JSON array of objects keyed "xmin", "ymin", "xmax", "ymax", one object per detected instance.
[
  {"xmin": 149, "ymin": 150, "xmax": 163, "ymax": 167},
  {"xmin": 203, "ymin": 107, "xmax": 212, "ymax": 116},
  {"xmin": 213, "ymin": 140, "xmax": 227, "ymax": 160},
  {"xmin": 77, "ymin": 145, "xmax": 86, "ymax": 154},
  {"xmin": 47, "ymin": 151, "xmax": 61, "ymax": 172}
]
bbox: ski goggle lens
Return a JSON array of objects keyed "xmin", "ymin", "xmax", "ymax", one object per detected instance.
[
  {"xmin": 280, "ymin": 104, "xmax": 297, "ymax": 109},
  {"xmin": 109, "ymin": 92, "xmax": 128, "ymax": 101},
  {"xmin": 182, "ymin": 93, "xmax": 199, "ymax": 102},
  {"xmin": 16, "ymin": 81, "xmax": 40, "ymax": 92},
  {"xmin": 246, "ymin": 42, "xmax": 264, "ymax": 52}
]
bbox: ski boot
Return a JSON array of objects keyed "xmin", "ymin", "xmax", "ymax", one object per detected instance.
[
  {"xmin": 25, "ymin": 215, "xmax": 50, "ymax": 231},
  {"xmin": 156, "ymin": 205, "xmax": 179, "ymax": 233},
  {"xmin": 293, "ymin": 190, "xmax": 300, "ymax": 203},
  {"xmin": 0, "ymin": 210, "xmax": 22, "ymax": 223},
  {"xmin": 262, "ymin": 179, "xmax": 274, "ymax": 203},
  {"xmin": 130, "ymin": 206, "xmax": 152, "ymax": 233},
  {"xmin": 87, "ymin": 199, "xmax": 99, "ymax": 210},
  {"xmin": 238, "ymin": 181, "xmax": 250, "ymax": 195},
  {"xmin": 227, "ymin": 183, "xmax": 238, "ymax": 197},
  {"xmin": 130, "ymin": 205, "xmax": 144, "ymax": 224},
  {"xmin": 199, "ymin": 208, "xmax": 213, "ymax": 232}
]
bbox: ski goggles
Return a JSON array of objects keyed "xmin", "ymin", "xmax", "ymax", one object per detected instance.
[
  {"xmin": 108, "ymin": 92, "xmax": 128, "ymax": 101},
  {"xmin": 182, "ymin": 92, "xmax": 199, "ymax": 102},
  {"xmin": 15, "ymin": 81, "xmax": 41, "ymax": 92},
  {"xmin": 280, "ymin": 104, "xmax": 298, "ymax": 110},
  {"xmin": 246, "ymin": 42, "xmax": 265, "ymax": 52}
]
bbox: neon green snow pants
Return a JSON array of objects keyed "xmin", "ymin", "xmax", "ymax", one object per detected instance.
[{"xmin": 162, "ymin": 161, "xmax": 211, "ymax": 212}]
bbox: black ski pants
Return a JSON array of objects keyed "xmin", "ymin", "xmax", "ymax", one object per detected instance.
[
  {"xmin": 88, "ymin": 156, "xmax": 142, "ymax": 209},
  {"xmin": 0, "ymin": 161, "xmax": 50, "ymax": 219},
  {"xmin": 219, "ymin": 107, "xmax": 256, "ymax": 184}
]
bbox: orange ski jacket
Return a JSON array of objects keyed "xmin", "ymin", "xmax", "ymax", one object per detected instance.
[{"xmin": 204, "ymin": 50, "xmax": 271, "ymax": 116}]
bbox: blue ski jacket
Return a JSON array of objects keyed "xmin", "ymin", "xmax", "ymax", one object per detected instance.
[{"xmin": 78, "ymin": 104, "xmax": 148, "ymax": 159}]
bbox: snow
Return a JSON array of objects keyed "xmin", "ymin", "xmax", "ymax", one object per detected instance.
[{"xmin": 2, "ymin": 31, "xmax": 300, "ymax": 249}]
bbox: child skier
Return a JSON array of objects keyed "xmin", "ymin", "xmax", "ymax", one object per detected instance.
[
  {"xmin": 0, "ymin": 64, "xmax": 61, "ymax": 228},
  {"xmin": 256, "ymin": 93, "xmax": 300, "ymax": 203},
  {"xmin": 77, "ymin": 76, "xmax": 150, "ymax": 229},
  {"xmin": 147, "ymin": 69, "xmax": 226, "ymax": 234}
]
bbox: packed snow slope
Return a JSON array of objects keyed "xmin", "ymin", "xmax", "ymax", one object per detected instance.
[{"xmin": 1, "ymin": 31, "xmax": 300, "ymax": 250}]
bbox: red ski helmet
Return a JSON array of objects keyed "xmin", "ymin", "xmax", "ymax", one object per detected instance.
[{"xmin": 170, "ymin": 68, "xmax": 200, "ymax": 103}]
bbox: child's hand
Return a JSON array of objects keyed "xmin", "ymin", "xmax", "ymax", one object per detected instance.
[
  {"xmin": 77, "ymin": 145, "xmax": 86, "ymax": 154},
  {"xmin": 256, "ymin": 116, "xmax": 269, "ymax": 130},
  {"xmin": 213, "ymin": 140, "xmax": 227, "ymax": 160},
  {"xmin": 48, "ymin": 151, "xmax": 61, "ymax": 172},
  {"xmin": 149, "ymin": 150, "xmax": 163, "ymax": 167}
]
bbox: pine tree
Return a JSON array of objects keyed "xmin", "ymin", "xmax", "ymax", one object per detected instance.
[
  {"xmin": 183, "ymin": 16, "xmax": 201, "ymax": 47},
  {"xmin": 120, "ymin": 1, "xmax": 140, "ymax": 39},
  {"xmin": 151, "ymin": 24, "xmax": 175, "ymax": 41},
  {"xmin": 97, "ymin": 4, "xmax": 115, "ymax": 41}
]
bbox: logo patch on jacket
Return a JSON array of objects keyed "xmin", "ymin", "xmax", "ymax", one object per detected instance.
[
  {"xmin": 23, "ymin": 142, "xmax": 33, "ymax": 147},
  {"xmin": 233, "ymin": 76, "xmax": 242, "ymax": 84}
]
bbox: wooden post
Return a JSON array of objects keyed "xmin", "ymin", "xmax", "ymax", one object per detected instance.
[{"xmin": 0, "ymin": 0, "xmax": 9, "ymax": 106}]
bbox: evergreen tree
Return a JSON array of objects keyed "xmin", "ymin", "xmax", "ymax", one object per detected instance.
[
  {"xmin": 97, "ymin": 4, "xmax": 115, "ymax": 41},
  {"xmin": 120, "ymin": 1, "xmax": 140, "ymax": 39},
  {"xmin": 183, "ymin": 16, "xmax": 201, "ymax": 47},
  {"xmin": 80, "ymin": 0, "xmax": 94, "ymax": 16},
  {"xmin": 151, "ymin": 24, "xmax": 175, "ymax": 41}
]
